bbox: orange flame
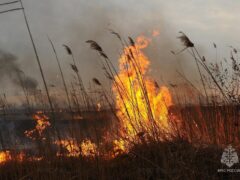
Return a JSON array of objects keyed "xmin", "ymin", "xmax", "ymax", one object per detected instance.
[
  {"xmin": 112, "ymin": 139, "xmax": 127, "ymax": 157},
  {"xmin": 0, "ymin": 151, "xmax": 11, "ymax": 164},
  {"xmin": 0, "ymin": 151, "xmax": 25, "ymax": 165},
  {"xmin": 97, "ymin": 102, "xmax": 101, "ymax": 112},
  {"xmin": 55, "ymin": 139, "xmax": 98, "ymax": 157},
  {"xmin": 113, "ymin": 35, "xmax": 172, "ymax": 145},
  {"xmin": 81, "ymin": 139, "xmax": 98, "ymax": 157},
  {"xmin": 55, "ymin": 139, "xmax": 81, "ymax": 157},
  {"xmin": 25, "ymin": 111, "xmax": 51, "ymax": 140}
]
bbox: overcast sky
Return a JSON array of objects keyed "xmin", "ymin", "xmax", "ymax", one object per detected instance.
[{"xmin": 0, "ymin": 0, "xmax": 240, "ymax": 98}]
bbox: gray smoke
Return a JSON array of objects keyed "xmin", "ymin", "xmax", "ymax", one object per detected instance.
[
  {"xmin": 0, "ymin": 0, "xmax": 208, "ymax": 93},
  {"xmin": 0, "ymin": 50, "xmax": 38, "ymax": 90}
]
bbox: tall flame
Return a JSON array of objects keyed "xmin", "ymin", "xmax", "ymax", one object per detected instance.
[{"xmin": 113, "ymin": 35, "xmax": 172, "ymax": 142}]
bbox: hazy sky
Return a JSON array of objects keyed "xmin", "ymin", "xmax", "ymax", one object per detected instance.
[{"xmin": 0, "ymin": 0, "xmax": 240, "ymax": 97}]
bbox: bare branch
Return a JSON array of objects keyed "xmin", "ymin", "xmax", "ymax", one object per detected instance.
[
  {"xmin": 0, "ymin": 7, "xmax": 23, "ymax": 14},
  {"xmin": 0, "ymin": 0, "xmax": 19, "ymax": 6}
]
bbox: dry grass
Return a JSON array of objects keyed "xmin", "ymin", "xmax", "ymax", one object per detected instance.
[
  {"xmin": 0, "ymin": 139, "xmax": 239, "ymax": 180},
  {"xmin": 0, "ymin": 32, "xmax": 240, "ymax": 179}
]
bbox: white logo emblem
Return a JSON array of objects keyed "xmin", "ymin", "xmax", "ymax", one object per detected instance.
[{"xmin": 221, "ymin": 145, "xmax": 239, "ymax": 168}]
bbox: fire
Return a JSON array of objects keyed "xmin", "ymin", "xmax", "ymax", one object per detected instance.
[
  {"xmin": 113, "ymin": 35, "xmax": 172, "ymax": 142},
  {"xmin": 16, "ymin": 152, "xmax": 25, "ymax": 162},
  {"xmin": 97, "ymin": 102, "xmax": 101, "ymax": 111},
  {"xmin": 55, "ymin": 139, "xmax": 80, "ymax": 157},
  {"xmin": 81, "ymin": 139, "xmax": 98, "ymax": 157},
  {"xmin": 112, "ymin": 139, "xmax": 127, "ymax": 157},
  {"xmin": 55, "ymin": 139, "xmax": 98, "ymax": 157},
  {"xmin": 0, "ymin": 151, "xmax": 25, "ymax": 165},
  {"xmin": 0, "ymin": 151, "xmax": 11, "ymax": 164},
  {"xmin": 25, "ymin": 111, "xmax": 51, "ymax": 140},
  {"xmin": 0, "ymin": 34, "xmax": 173, "ymax": 163}
]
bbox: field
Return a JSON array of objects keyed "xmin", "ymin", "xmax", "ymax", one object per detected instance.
[
  {"xmin": 0, "ymin": 106, "xmax": 239, "ymax": 180},
  {"xmin": 0, "ymin": 8, "xmax": 240, "ymax": 179}
]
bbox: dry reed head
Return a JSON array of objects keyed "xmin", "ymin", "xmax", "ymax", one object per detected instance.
[
  {"xmin": 92, "ymin": 78, "xmax": 102, "ymax": 86},
  {"xmin": 128, "ymin": 37, "xmax": 135, "ymax": 47},
  {"xmin": 213, "ymin": 43, "xmax": 217, "ymax": 48},
  {"xmin": 63, "ymin": 44, "xmax": 72, "ymax": 55},
  {"xmin": 86, "ymin": 40, "xmax": 102, "ymax": 52},
  {"xmin": 178, "ymin": 31, "xmax": 194, "ymax": 48},
  {"xmin": 109, "ymin": 29, "xmax": 122, "ymax": 41},
  {"xmin": 70, "ymin": 64, "xmax": 78, "ymax": 73},
  {"xmin": 86, "ymin": 40, "xmax": 108, "ymax": 59}
]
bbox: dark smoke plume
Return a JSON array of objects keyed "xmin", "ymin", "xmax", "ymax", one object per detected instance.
[{"xmin": 0, "ymin": 50, "xmax": 38, "ymax": 90}]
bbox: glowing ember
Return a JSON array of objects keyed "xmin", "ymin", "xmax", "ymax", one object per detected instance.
[
  {"xmin": 112, "ymin": 139, "xmax": 127, "ymax": 156},
  {"xmin": 113, "ymin": 35, "xmax": 172, "ymax": 142},
  {"xmin": 81, "ymin": 139, "xmax": 98, "ymax": 157},
  {"xmin": 0, "ymin": 151, "xmax": 11, "ymax": 164},
  {"xmin": 97, "ymin": 102, "xmax": 101, "ymax": 111},
  {"xmin": 0, "ymin": 151, "xmax": 27, "ymax": 165},
  {"xmin": 55, "ymin": 139, "xmax": 97, "ymax": 157},
  {"xmin": 29, "ymin": 156, "xmax": 43, "ymax": 161},
  {"xmin": 25, "ymin": 111, "xmax": 51, "ymax": 140},
  {"xmin": 16, "ymin": 152, "xmax": 25, "ymax": 162},
  {"xmin": 55, "ymin": 139, "xmax": 81, "ymax": 157}
]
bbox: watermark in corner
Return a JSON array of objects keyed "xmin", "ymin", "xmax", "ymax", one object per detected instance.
[{"xmin": 218, "ymin": 145, "xmax": 240, "ymax": 173}]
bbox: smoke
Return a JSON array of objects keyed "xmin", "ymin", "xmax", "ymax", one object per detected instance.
[
  {"xmin": 0, "ymin": 50, "xmax": 38, "ymax": 90},
  {"xmin": 53, "ymin": 0, "xmax": 186, "ymax": 87},
  {"xmin": 0, "ymin": 0, "xmax": 199, "ymax": 92}
]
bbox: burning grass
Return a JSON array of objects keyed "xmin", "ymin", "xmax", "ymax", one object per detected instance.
[
  {"xmin": 0, "ymin": 140, "xmax": 239, "ymax": 179},
  {"xmin": 114, "ymin": 35, "xmax": 173, "ymax": 140},
  {"xmin": 0, "ymin": 32, "xmax": 240, "ymax": 179}
]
